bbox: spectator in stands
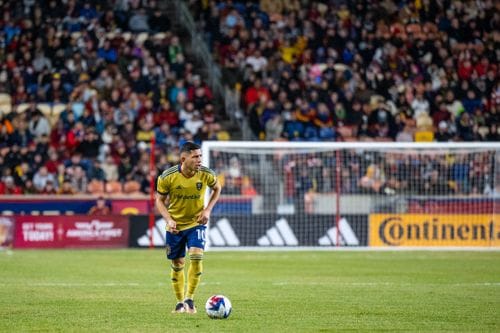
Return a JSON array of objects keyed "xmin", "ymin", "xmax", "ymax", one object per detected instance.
[
  {"xmin": 359, "ymin": 160, "xmax": 386, "ymax": 194},
  {"xmin": 456, "ymin": 112, "xmax": 476, "ymax": 141},
  {"xmin": 184, "ymin": 111, "xmax": 204, "ymax": 137},
  {"xmin": 265, "ymin": 113, "xmax": 284, "ymax": 141},
  {"xmin": 314, "ymin": 103, "xmax": 335, "ymax": 140},
  {"xmin": 77, "ymin": 128, "xmax": 101, "ymax": 159},
  {"xmin": 40, "ymin": 180, "xmax": 58, "ymax": 195},
  {"xmin": 241, "ymin": 176, "xmax": 258, "ymax": 196},
  {"xmin": 293, "ymin": 164, "xmax": 316, "ymax": 214},
  {"xmin": 71, "ymin": 165, "xmax": 89, "ymax": 194},
  {"xmin": 395, "ymin": 122, "xmax": 415, "ymax": 142},
  {"xmin": 28, "ymin": 110, "xmax": 50, "ymax": 139},
  {"xmin": 435, "ymin": 121, "xmax": 453, "ymax": 142},
  {"xmin": 101, "ymin": 155, "xmax": 119, "ymax": 182},
  {"xmin": 2, "ymin": 176, "xmax": 23, "ymax": 195},
  {"xmin": 154, "ymin": 101, "xmax": 179, "ymax": 128},
  {"xmin": 486, "ymin": 123, "xmax": 499, "ymax": 141},
  {"xmin": 88, "ymin": 159, "xmax": 106, "ymax": 181},
  {"xmin": 451, "ymin": 155, "xmax": 471, "ymax": 194},
  {"xmin": 32, "ymin": 166, "xmax": 56, "ymax": 192},
  {"xmin": 87, "ymin": 196, "xmax": 111, "ymax": 215},
  {"xmin": 45, "ymin": 73, "xmax": 69, "ymax": 103},
  {"xmin": 57, "ymin": 178, "xmax": 76, "ymax": 195},
  {"xmin": 22, "ymin": 179, "xmax": 38, "ymax": 195}
]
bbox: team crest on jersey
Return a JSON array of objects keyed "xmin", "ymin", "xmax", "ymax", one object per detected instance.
[{"xmin": 196, "ymin": 182, "xmax": 202, "ymax": 190}]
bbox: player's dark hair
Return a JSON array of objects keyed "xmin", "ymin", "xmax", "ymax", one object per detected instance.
[{"xmin": 180, "ymin": 142, "xmax": 201, "ymax": 154}]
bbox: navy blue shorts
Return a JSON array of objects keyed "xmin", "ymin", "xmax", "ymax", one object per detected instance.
[{"xmin": 166, "ymin": 225, "xmax": 206, "ymax": 260}]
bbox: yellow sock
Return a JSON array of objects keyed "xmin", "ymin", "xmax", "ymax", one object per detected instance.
[
  {"xmin": 170, "ymin": 264, "xmax": 185, "ymax": 302},
  {"xmin": 185, "ymin": 253, "xmax": 203, "ymax": 299}
]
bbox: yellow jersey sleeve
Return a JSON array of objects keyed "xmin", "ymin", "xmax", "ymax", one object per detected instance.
[
  {"xmin": 201, "ymin": 166, "xmax": 218, "ymax": 188},
  {"xmin": 157, "ymin": 165, "xmax": 177, "ymax": 195}
]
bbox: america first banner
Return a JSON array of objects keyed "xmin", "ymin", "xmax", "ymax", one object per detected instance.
[
  {"xmin": 370, "ymin": 214, "xmax": 500, "ymax": 247},
  {"xmin": 13, "ymin": 215, "xmax": 129, "ymax": 248}
]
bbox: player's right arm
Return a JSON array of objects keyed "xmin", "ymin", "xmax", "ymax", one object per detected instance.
[{"xmin": 155, "ymin": 193, "xmax": 178, "ymax": 234}]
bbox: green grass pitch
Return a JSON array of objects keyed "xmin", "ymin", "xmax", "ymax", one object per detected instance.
[{"xmin": 0, "ymin": 249, "xmax": 499, "ymax": 332}]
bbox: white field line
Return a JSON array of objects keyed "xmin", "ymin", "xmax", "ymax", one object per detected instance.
[
  {"xmin": 206, "ymin": 246, "xmax": 500, "ymax": 252},
  {"xmin": 0, "ymin": 281, "xmax": 222, "ymax": 287},
  {"xmin": 271, "ymin": 281, "xmax": 500, "ymax": 286},
  {"xmin": 0, "ymin": 281, "xmax": 498, "ymax": 287}
]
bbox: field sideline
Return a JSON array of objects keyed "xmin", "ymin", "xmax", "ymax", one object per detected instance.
[{"xmin": 1, "ymin": 249, "xmax": 499, "ymax": 332}]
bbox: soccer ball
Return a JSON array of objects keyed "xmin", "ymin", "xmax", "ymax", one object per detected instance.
[{"xmin": 205, "ymin": 295, "xmax": 232, "ymax": 319}]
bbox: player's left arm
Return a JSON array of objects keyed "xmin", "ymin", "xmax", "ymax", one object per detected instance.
[{"xmin": 197, "ymin": 181, "xmax": 222, "ymax": 225}]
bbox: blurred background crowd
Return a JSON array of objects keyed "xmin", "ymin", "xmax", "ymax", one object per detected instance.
[{"xmin": 0, "ymin": 0, "xmax": 498, "ymax": 197}]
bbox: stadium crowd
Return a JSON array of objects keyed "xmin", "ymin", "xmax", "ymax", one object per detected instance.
[
  {"xmin": 0, "ymin": 0, "xmax": 229, "ymax": 195},
  {"xmin": 194, "ymin": 0, "xmax": 499, "ymax": 142},
  {"xmin": 0, "ymin": 0, "xmax": 498, "ymax": 197}
]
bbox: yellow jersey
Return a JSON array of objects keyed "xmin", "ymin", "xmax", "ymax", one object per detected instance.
[{"xmin": 157, "ymin": 164, "xmax": 218, "ymax": 231}]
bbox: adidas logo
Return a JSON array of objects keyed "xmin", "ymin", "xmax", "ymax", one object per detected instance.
[
  {"xmin": 137, "ymin": 218, "xmax": 166, "ymax": 246},
  {"xmin": 137, "ymin": 218, "xmax": 241, "ymax": 247},
  {"xmin": 318, "ymin": 218, "xmax": 359, "ymax": 246},
  {"xmin": 257, "ymin": 218, "xmax": 298, "ymax": 246},
  {"xmin": 208, "ymin": 218, "xmax": 240, "ymax": 246}
]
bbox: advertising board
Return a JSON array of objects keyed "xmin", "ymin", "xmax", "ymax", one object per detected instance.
[
  {"xmin": 129, "ymin": 215, "xmax": 368, "ymax": 247},
  {"xmin": 14, "ymin": 215, "xmax": 129, "ymax": 248},
  {"xmin": 370, "ymin": 214, "xmax": 499, "ymax": 247}
]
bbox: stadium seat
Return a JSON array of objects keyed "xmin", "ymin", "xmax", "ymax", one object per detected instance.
[
  {"xmin": 51, "ymin": 104, "xmax": 66, "ymax": 125},
  {"xmin": 87, "ymin": 180, "xmax": 105, "ymax": 195},
  {"xmin": 105, "ymin": 180, "xmax": 123, "ymax": 196},
  {"xmin": 15, "ymin": 103, "xmax": 30, "ymax": 114},
  {"xmin": 71, "ymin": 31, "xmax": 81, "ymax": 39},
  {"xmin": 121, "ymin": 32, "xmax": 132, "ymax": 41},
  {"xmin": 136, "ymin": 32, "xmax": 149, "ymax": 45},
  {"xmin": 153, "ymin": 32, "xmax": 166, "ymax": 40},
  {"xmin": 415, "ymin": 131, "xmax": 435, "ymax": 142},
  {"xmin": 478, "ymin": 126, "xmax": 489, "ymax": 138},
  {"xmin": 123, "ymin": 180, "xmax": 142, "ymax": 195},
  {"xmin": 37, "ymin": 103, "xmax": 52, "ymax": 119},
  {"xmin": 337, "ymin": 125, "xmax": 355, "ymax": 140},
  {"xmin": 0, "ymin": 93, "xmax": 12, "ymax": 115}
]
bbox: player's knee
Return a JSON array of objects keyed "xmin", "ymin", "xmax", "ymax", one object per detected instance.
[
  {"xmin": 171, "ymin": 259, "xmax": 185, "ymax": 272},
  {"xmin": 172, "ymin": 258, "xmax": 185, "ymax": 266},
  {"xmin": 171, "ymin": 262, "xmax": 185, "ymax": 282},
  {"xmin": 171, "ymin": 264, "xmax": 184, "ymax": 272},
  {"xmin": 189, "ymin": 253, "xmax": 203, "ymax": 275}
]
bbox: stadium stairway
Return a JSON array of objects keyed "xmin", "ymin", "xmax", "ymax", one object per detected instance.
[{"xmin": 162, "ymin": 0, "xmax": 244, "ymax": 140}]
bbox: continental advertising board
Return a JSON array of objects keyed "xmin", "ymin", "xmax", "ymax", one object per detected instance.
[{"xmin": 370, "ymin": 214, "xmax": 499, "ymax": 247}]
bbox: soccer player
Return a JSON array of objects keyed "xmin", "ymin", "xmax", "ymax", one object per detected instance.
[{"xmin": 155, "ymin": 142, "xmax": 222, "ymax": 314}]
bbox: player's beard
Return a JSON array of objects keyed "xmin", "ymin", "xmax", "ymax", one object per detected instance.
[{"xmin": 188, "ymin": 163, "xmax": 201, "ymax": 174}]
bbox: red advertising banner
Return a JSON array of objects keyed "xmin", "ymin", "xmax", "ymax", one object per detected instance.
[
  {"xmin": 111, "ymin": 199, "xmax": 149, "ymax": 215},
  {"xmin": 13, "ymin": 215, "xmax": 129, "ymax": 248}
]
